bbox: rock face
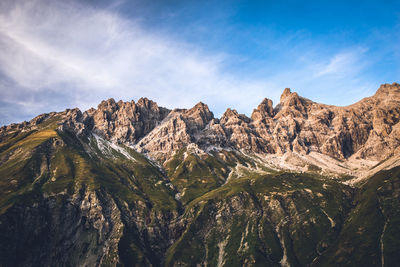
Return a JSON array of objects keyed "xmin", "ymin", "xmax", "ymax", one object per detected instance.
[
  {"xmin": 134, "ymin": 102, "xmax": 214, "ymax": 160},
  {"xmin": 57, "ymin": 83, "xmax": 398, "ymax": 164},
  {"xmin": 1, "ymin": 82, "xmax": 400, "ymax": 267},
  {"xmin": 87, "ymin": 97, "xmax": 170, "ymax": 145},
  {"xmin": 54, "ymin": 82, "xmax": 397, "ymax": 165},
  {"xmin": 211, "ymin": 82, "xmax": 400, "ymax": 161},
  {"xmin": 5, "ymin": 82, "xmax": 395, "ymax": 164},
  {"xmin": 0, "ymin": 189, "xmax": 123, "ymax": 266}
]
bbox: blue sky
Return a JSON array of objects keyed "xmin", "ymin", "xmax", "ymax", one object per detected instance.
[{"xmin": 0, "ymin": 0, "xmax": 399, "ymax": 125}]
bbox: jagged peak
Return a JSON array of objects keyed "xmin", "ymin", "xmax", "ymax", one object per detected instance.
[
  {"xmin": 192, "ymin": 101, "xmax": 209, "ymax": 109},
  {"xmin": 137, "ymin": 97, "xmax": 149, "ymax": 103},
  {"xmin": 189, "ymin": 101, "xmax": 211, "ymax": 113},
  {"xmin": 280, "ymin": 88, "xmax": 292, "ymax": 102},
  {"xmin": 96, "ymin": 97, "xmax": 166, "ymax": 113},
  {"xmin": 251, "ymin": 98, "xmax": 274, "ymax": 121},
  {"xmin": 97, "ymin": 98, "xmax": 117, "ymax": 111},
  {"xmin": 185, "ymin": 101, "xmax": 214, "ymax": 124},
  {"xmin": 99, "ymin": 98, "xmax": 116, "ymax": 105},
  {"xmin": 280, "ymin": 88, "xmax": 303, "ymax": 104},
  {"xmin": 260, "ymin": 97, "xmax": 273, "ymax": 105},
  {"xmin": 221, "ymin": 108, "xmax": 250, "ymax": 123},
  {"xmin": 137, "ymin": 97, "xmax": 158, "ymax": 109},
  {"xmin": 222, "ymin": 108, "xmax": 239, "ymax": 118},
  {"xmin": 65, "ymin": 108, "xmax": 82, "ymax": 118},
  {"xmin": 374, "ymin": 82, "xmax": 400, "ymax": 98}
]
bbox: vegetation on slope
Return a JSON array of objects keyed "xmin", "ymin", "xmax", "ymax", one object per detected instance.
[
  {"xmin": 1, "ymin": 115, "xmax": 399, "ymax": 266},
  {"xmin": 165, "ymin": 171, "xmax": 353, "ymax": 266},
  {"xmin": 314, "ymin": 166, "xmax": 400, "ymax": 267}
]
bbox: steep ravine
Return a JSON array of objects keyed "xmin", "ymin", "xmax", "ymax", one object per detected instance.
[{"xmin": 0, "ymin": 188, "xmax": 123, "ymax": 266}]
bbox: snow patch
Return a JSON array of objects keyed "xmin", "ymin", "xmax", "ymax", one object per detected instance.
[
  {"xmin": 141, "ymin": 152, "xmax": 164, "ymax": 171},
  {"xmin": 93, "ymin": 134, "xmax": 136, "ymax": 161},
  {"xmin": 109, "ymin": 142, "xmax": 136, "ymax": 160}
]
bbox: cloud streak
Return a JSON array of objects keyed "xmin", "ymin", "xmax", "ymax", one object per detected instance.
[
  {"xmin": 316, "ymin": 49, "xmax": 367, "ymax": 78},
  {"xmin": 0, "ymin": 0, "xmax": 277, "ymax": 122},
  {"xmin": 0, "ymin": 0, "xmax": 383, "ymax": 125}
]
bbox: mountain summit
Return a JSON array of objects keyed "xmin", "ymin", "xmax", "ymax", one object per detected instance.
[{"xmin": 0, "ymin": 83, "xmax": 399, "ymax": 266}]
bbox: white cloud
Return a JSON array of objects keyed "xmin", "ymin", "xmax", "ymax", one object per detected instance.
[
  {"xmin": 0, "ymin": 0, "xmax": 380, "ymax": 125},
  {"xmin": 316, "ymin": 48, "xmax": 367, "ymax": 78},
  {"xmin": 0, "ymin": 0, "xmax": 278, "ymax": 121}
]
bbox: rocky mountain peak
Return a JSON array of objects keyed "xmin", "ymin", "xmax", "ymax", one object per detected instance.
[
  {"xmin": 2, "ymin": 83, "xmax": 400, "ymax": 267},
  {"xmin": 280, "ymin": 90, "xmax": 303, "ymax": 106},
  {"xmin": 180, "ymin": 102, "xmax": 214, "ymax": 130},
  {"xmin": 374, "ymin": 82, "xmax": 400, "ymax": 98},
  {"xmin": 186, "ymin": 102, "xmax": 213, "ymax": 121},
  {"xmin": 12, "ymin": 83, "xmax": 398, "ymax": 165},
  {"xmin": 221, "ymin": 108, "xmax": 238, "ymax": 119},
  {"xmin": 133, "ymin": 102, "xmax": 215, "ymax": 159},
  {"xmin": 280, "ymin": 87, "xmax": 292, "ymax": 102},
  {"xmin": 137, "ymin": 97, "xmax": 157, "ymax": 110},
  {"xmin": 97, "ymin": 98, "xmax": 118, "ymax": 112},
  {"xmin": 87, "ymin": 98, "xmax": 170, "ymax": 144},
  {"xmin": 221, "ymin": 108, "xmax": 251, "ymax": 124},
  {"xmin": 127, "ymin": 83, "xmax": 399, "ymax": 162},
  {"xmin": 192, "ymin": 101, "xmax": 208, "ymax": 110},
  {"xmin": 274, "ymin": 89, "xmax": 309, "ymax": 119},
  {"xmin": 251, "ymin": 98, "xmax": 274, "ymax": 121}
]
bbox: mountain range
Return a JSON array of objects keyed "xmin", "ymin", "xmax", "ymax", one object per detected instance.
[{"xmin": 0, "ymin": 83, "xmax": 399, "ymax": 266}]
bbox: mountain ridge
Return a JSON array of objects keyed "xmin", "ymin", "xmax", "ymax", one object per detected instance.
[
  {"xmin": 0, "ymin": 83, "xmax": 399, "ymax": 266},
  {"xmin": 5, "ymin": 83, "xmax": 400, "ymax": 181}
]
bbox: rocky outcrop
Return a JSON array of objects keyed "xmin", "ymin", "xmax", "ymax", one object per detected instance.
[
  {"xmin": 4, "ymin": 83, "xmax": 399, "ymax": 165},
  {"xmin": 0, "ymin": 185, "xmax": 184, "ymax": 267},
  {"xmin": 129, "ymin": 83, "xmax": 400, "ymax": 162},
  {"xmin": 251, "ymin": 98, "xmax": 274, "ymax": 121},
  {"xmin": 223, "ymin": 83, "xmax": 399, "ymax": 161},
  {"xmin": 0, "ymin": 188, "xmax": 123, "ymax": 266},
  {"xmin": 1, "ymin": 83, "xmax": 400, "ymax": 266},
  {"xmin": 134, "ymin": 102, "xmax": 214, "ymax": 159},
  {"xmin": 85, "ymin": 97, "xmax": 170, "ymax": 145}
]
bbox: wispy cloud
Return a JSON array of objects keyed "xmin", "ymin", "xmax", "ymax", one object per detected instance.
[
  {"xmin": 0, "ymin": 0, "xmax": 281, "ymax": 124},
  {"xmin": 316, "ymin": 48, "xmax": 367, "ymax": 78},
  {"xmin": 0, "ymin": 0, "xmax": 383, "ymax": 125}
]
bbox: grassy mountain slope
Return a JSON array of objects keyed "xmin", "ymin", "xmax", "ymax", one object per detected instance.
[
  {"xmin": 0, "ymin": 116, "xmax": 399, "ymax": 266},
  {"xmin": 314, "ymin": 166, "xmax": 400, "ymax": 266}
]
